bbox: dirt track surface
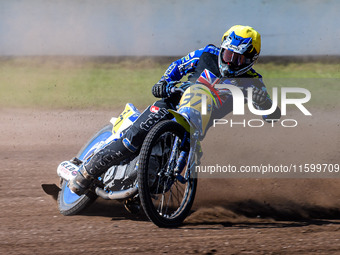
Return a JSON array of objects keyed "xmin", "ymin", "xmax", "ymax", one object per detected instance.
[{"xmin": 1, "ymin": 108, "xmax": 340, "ymax": 255}]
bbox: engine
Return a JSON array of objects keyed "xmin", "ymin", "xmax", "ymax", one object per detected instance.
[{"xmin": 102, "ymin": 156, "xmax": 139, "ymax": 192}]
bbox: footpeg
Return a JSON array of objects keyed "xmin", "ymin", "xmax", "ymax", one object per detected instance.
[{"xmin": 70, "ymin": 157, "xmax": 83, "ymax": 166}]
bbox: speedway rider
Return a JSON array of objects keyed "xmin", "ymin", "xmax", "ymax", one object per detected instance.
[{"xmin": 69, "ymin": 25, "xmax": 281, "ymax": 195}]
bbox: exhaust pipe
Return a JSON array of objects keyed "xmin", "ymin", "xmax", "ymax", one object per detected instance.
[{"xmin": 95, "ymin": 186, "xmax": 138, "ymax": 200}]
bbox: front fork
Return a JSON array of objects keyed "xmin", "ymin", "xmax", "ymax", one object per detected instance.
[{"xmin": 173, "ymin": 130, "xmax": 200, "ymax": 183}]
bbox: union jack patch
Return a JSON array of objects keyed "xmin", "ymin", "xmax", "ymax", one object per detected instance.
[{"xmin": 197, "ymin": 69, "xmax": 218, "ymax": 86}]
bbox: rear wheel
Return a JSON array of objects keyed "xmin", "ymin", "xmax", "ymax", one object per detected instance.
[
  {"xmin": 57, "ymin": 124, "xmax": 112, "ymax": 215},
  {"xmin": 138, "ymin": 120, "xmax": 197, "ymax": 227}
]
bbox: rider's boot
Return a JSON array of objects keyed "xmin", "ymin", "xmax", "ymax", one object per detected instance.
[
  {"xmin": 68, "ymin": 138, "xmax": 134, "ymax": 195},
  {"xmin": 68, "ymin": 165, "xmax": 92, "ymax": 195}
]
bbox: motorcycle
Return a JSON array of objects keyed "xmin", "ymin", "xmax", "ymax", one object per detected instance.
[{"xmin": 56, "ymin": 82, "xmax": 214, "ymax": 228}]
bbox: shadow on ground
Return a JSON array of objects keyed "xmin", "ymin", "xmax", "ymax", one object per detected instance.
[{"xmin": 42, "ymin": 183, "xmax": 340, "ymax": 227}]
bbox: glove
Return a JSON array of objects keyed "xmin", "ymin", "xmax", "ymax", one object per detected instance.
[
  {"xmin": 252, "ymin": 87, "xmax": 268, "ymax": 105},
  {"xmin": 152, "ymin": 80, "xmax": 174, "ymax": 98}
]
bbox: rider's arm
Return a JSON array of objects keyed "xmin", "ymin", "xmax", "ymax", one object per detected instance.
[
  {"xmin": 249, "ymin": 74, "xmax": 281, "ymax": 121},
  {"xmin": 158, "ymin": 45, "xmax": 219, "ymax": 83}
]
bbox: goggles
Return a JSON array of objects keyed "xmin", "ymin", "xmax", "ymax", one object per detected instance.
[{"xmin": 220, "ymin": 49, "xmax": 252, "ymax": 69}]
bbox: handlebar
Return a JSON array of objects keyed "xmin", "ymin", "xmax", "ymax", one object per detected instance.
[
  {"xmin": 168, "ymin": 80, "xmax": 186, "ymax": 95},
  {"xmin": 167, "ymin": 80, "xmax": 256, "ymax": 101},
  {"xmin": 170, "ymin": 87, "xmax": 185, "ymax": 94}
]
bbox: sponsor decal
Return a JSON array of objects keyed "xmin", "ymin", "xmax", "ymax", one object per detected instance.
[
  {"xmin": 61, "ymin": 162, "xmax": 77, "ymax": 171},
  {"xmin": 140, "ymin": 108, "xmax": 170, "ymax": 131},
  {"xmin": 164, "ymin": 63, "xmax": 176, "ymax": 79},
  {"xmin": 150, "ymin": 105, "xmax": 160, "ymax": 113}
]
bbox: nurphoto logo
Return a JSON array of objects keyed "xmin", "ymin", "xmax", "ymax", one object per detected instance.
[{"xmin": 200, "ymin": 85, "xmax": 312, "ymax": 128}]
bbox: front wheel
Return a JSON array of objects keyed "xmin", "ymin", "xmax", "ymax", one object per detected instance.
[
  {"xmin": 138, "ymin": 120, "xmax": 197, "ymax": 227},
  {"xmin": 57, "ymin": 124, "xmax": 113, "ymax": 215}
]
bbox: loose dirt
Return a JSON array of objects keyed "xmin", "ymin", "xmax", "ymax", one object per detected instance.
[{"xmin": 0, "ymin": 108, "xmax": 339, "ymax": 254}]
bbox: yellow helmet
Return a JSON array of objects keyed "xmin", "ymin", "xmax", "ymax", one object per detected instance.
[{"xmin": 219, "ymin": 25, "xmax": 261, "ymax": 77}]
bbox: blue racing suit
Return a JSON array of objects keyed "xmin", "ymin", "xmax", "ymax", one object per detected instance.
[{"xmin": 160, "ymin": 44, "xmax": 223, "ymax": 83}]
